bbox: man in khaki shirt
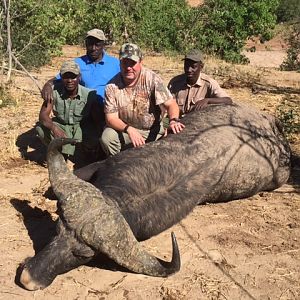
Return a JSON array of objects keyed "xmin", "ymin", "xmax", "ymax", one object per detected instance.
[
  {"xmin": 168, "ymin": 49, "xmax": 232, "ymax": 117},
  {"xmin": 101, "ymin": 43, "xmax": 184, "ymax": 156}
]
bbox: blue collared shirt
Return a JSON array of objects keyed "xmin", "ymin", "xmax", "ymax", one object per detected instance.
[{"xmin": 56, "ymin": 52, "xmax": 120, "ymax": 104}]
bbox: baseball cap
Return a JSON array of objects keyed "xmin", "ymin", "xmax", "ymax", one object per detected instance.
[
  {"xmin": 119, "ymin": 43, "xmax": 142, "ymax": 62},
  {"xmin": 184, "ymin": 49, "xmax": 204, "ymax": 63},
  {"xmin": 86, "ymin": 28, "xmax": 106, "ymax": 41},
  {"xmin": 60, "ymin": 60, "xmax": 80, "ymax": 75}
]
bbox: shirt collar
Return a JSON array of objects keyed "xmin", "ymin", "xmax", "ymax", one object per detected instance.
[
  {"xmin": 85, "ymin": 51, "xmax": 107, "ymax": 65},
  {"xmin": 61, "ymin": 85, "xmax": 82, "ymax": 100},
  {"xmin": 76, "ymin": 84, "xmax": 84, "ymax": 99},
  {"xmin": 185, "ymin": 72, "xmax": 202, "ymax": 88}
]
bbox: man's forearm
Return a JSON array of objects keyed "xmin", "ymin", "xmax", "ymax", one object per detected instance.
[
  {"xmin": 39, "ymin": 115, "xmax": 55, "ymax": 131},
  {"xmin": 106, "ymin": 116, "xmax": 129, "ymax": 132},
  {"xmin": 165, "ymin": 100, "xmax": 180, "ymax": 120},
  {"xmin": 207, "ymin": 97, "xmax": 232, "ymax": 105}
]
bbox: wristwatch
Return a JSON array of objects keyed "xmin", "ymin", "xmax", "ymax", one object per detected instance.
[{"xmin": 123, "ymin": 124, "xmax": 130, "ymax": 133}]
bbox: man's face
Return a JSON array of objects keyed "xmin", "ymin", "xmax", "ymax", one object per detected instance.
[
  {"xmin": 120, "ymin": 58, "xmax": 142, "ymax": 84},
  {"xmin": 85, "ymin": 37, "xmax": 104, "ymax": 61},
  {"xmin": 184, "ymin": 59, "xmax": 203, "ymax": 83},
  {"xmin": 61, "ymin": 72, "xmax": 80, "ymax": 93}
]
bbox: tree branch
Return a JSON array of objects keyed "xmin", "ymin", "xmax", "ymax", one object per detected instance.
[
  {"xmin": 252, "ymin": 83, "xmax": 300, "ymax": 95},
  {"xmin": 1, "ymin": 65, "xmax": 39, "ymax": 78},
  {"xmin": 5, "ymin": 0, "xmax": 12, "ymax": 82},
  {"xmin": 11, "ymin": 52, "xmax": 42, "ymax": 92}
]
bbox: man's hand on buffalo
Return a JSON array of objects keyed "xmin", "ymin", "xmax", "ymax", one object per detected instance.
[
  {"xmin": 127, "ymin": 126, "xmax": 146, "ymax": 148},
  {"xmin": 169, "ymin": 119, "xmax": 185, "ymax": 134}
]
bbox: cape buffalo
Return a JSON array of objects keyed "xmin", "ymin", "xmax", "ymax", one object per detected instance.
[{"xmin": 19, "ymin": 103, "xmax": 290, "ymax": 290}]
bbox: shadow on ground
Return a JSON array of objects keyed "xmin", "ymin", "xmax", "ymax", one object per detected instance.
[
  {"xmin": 15, "ymin": 128, "xmax": 107, "ymax": 169},
  {"xmin": 10, "ymin": 198, "xmax": 56, "ymax": 252},
  {"xmin": 290, "ymin": 154, "xmax": 300, "ymax": 191},
  {"xmin": 16, "ymin": 128, "xmax": 47, "ymax": 166}
]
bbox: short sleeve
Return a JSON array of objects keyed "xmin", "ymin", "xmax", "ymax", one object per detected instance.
[
  {"xmin": 209, "ymin": 78, "xmax": 229, "ymax": 98},
  {"xmin": 153, "ymin": 74, "xmax": 173, "ymax": 105},
  {"xmin": 104, "ymin": 84, "xmax": 119, "ymax": 114}
]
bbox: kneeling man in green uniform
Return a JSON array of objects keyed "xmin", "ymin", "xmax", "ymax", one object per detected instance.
[{"xmin": 36, "ymin": 60, "xmax": 103, "ymax": 164}]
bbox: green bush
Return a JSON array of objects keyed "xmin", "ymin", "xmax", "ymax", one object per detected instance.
[
  {"xmin": 280, "ymin": 23, "xmax": 300, "ymax": 71},
  {"xmin": 195, "ymin": 0, "xmax": 279, "ymax": 63},
  {"xmin": 1, "ymin": 0, "xmax": 281, "ymax": 69},
  {"xmin": 5, "ymin": 0, "xmax": 89, "ymax": 68},
  {"xmin": 276, "ymin": 97, "xmax": 300, "ymax": 138},
  {"xmin": 276, "ymin": 0, "xmax": 300, "ymax": 22},
  {"xmin": 75, "ymin": 0, "xmax": 194, "ymax": 52},
  {"xmin": 127, "ymin": 0, "xmax": 193, "ymax": 52}
]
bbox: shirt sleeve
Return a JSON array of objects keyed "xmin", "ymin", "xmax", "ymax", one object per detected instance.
[
  {"xmin": 104, "ymin": 84, "xmax": 119, "ymax": 114},
  {"xmin": 153, "ymin": 73, "xmax": 173, "ymax": 105},
  {"xmin": 209, "ymin": 78, "xmax": 229, "ymax": 98},
  {"xmin": 167, "ymin": 79, "xmax": 175, "ymax": 97}
]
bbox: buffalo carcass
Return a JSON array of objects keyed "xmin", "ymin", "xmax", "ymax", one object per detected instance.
[{"xmin": 19, "ymin": 103, "xmax": 290, "ymax": 290}]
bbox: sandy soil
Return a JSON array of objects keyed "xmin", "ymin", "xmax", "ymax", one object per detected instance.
[
  {"xmin": 187, "ymin": 0, "xmax": 204, "ymax": 7},
  {"xmin": 0, "ymin": 42, "xmax": 299, "ymax": 300}
]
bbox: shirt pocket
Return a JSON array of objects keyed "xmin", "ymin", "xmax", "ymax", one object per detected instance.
[
  {"xmin": 73, "ymin": 100, "xmax": 88, "ymax": 122},
  {"xmin": 176, "ymin": 95, "xmax": 185, "ymax": 113},
  {"xmin": 53, "ymin": 100, "xmax": 66, "ymax": 122}
]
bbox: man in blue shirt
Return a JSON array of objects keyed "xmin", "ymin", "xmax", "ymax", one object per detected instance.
[{"xmin": 41, "ymin": 29, "xmax": 120, "ymax": 105}]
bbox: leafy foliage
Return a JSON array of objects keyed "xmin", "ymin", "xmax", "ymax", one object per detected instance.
[
  {"xmin": 276, "ymin": 0, "xmax": 300, "ymax": 72},
  {"xmin": 4, "ymin": 0, "xmax": 89, "ymax": 68},
  {"xmin": 280, "ymin": 23, "xmax": 300, "ymax": 71},
  {"xmin": 194, "ymin": 0, "xmax": 279, "ymax": 63},
  {"xmin": 276, "ymin": 97, "xmax": 300, "ymax": 139},
  {"xmin": 276, "ymin": 0, "xmax": 300, "ymax": 22},
  {"xmin": 1, "ymin": 0, "xmax": 281, "ymax": 69},
  {"xmin": 126, "ymin": 0, "xmax": 194, "ymax": 52}
]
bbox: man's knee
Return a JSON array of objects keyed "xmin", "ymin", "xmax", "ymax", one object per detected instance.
[
  {"xmin": 100, "ymin": 127, "xmax": 122, "ymax": 156},
  {"xmin": 100, "ymin": 127, "xmax": 118, "ymax": 146},
  {"xmin": 35, "ymin": 124, "xmax": 51, "ymax": 145}
]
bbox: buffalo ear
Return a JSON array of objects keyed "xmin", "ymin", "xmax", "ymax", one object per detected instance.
[{"xmin": 72, "ymin": 245, "xmax": 95, "ymax": 258}]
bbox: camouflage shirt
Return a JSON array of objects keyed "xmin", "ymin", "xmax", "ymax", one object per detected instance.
[
  {"xmin": 168, "ymin": 73, "xmax": 229, "ymax": 115},
  {"xmin": 104, "ymin": 67, "xmax": 172, "ymax": 130}
]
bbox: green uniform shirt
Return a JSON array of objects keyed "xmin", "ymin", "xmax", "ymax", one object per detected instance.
[
  {"xmin": 52, "ymin": 82, "xmax": 97, "ymax": 125},
  {"xmin": 36, "ymin": 82, "xmax": 99, "ymax": 155}
]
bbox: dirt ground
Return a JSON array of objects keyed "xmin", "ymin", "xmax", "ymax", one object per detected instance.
[{"xmin": 0, "ymin": 41, "xmax": 300, "ymax": 300}]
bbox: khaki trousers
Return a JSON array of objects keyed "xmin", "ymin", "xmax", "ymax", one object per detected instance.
[{"xmin": 100, "ymin": 124, "xmax": 165, "ymax": 156}]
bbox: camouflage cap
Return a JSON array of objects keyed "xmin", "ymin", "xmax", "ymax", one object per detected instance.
[
  {"xmin": 60, "ymin": 60, "xmax": 80, "ymax": 75},
  {"xmin": 119, "ymin": 43, "xmax": 142, "ymax": 62},
  {"xmin": 184, "ymin": 49, "xmax": 204, "ymax": 63},
  {"xmin": 86, "ymin": 28, "xmax": 106, "ymax": 41}
]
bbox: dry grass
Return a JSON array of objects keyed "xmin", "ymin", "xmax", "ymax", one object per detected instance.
[
  {"xmin": 0, "ymin": 46, "xmax": 300, "ymax": 300},
  {"xmin": 187, "ymin": 0, "xmax": 204, "ymax": 7}
]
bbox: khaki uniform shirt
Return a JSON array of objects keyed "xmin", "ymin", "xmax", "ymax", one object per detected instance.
[
  {"xmin": 104, "ymin": 67, "xmax": 172, "ymax": 130},
  {"xmin": 168, "ymin": 73, "xmax": 229, "ymax": 115}
]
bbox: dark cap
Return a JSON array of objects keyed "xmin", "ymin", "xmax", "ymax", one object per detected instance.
[
  {"xmin": 119, "ymin": 43, "xmax": 143, "ymax": 62},
  {"xmin": 60, "ymin": 60, "xmax": 80, "ymax": 75},
  {"xmin": 184, "ymin": 49, "xmax": 204, "ymax": 63}
]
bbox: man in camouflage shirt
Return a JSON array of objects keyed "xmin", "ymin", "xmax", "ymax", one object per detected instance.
[
  {"xmin": 168, "ymin": 49, "xmax": 232, "ymax": 117},
  {"xmin": 101, "ymin": 43, "xmax": 185, "ymax": 156}
]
